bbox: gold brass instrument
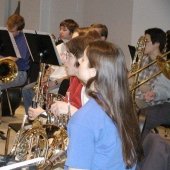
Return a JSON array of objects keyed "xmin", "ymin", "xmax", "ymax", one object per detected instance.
[
  {"xmin": 129, "ymin": 35, "xmax": 170, "ymax": 111},
  {"xmin": 129, "ymin": 50, "xmax": 170, "ymax": 91},
  {"xmin": 130, "ymin": 36, "xmax": 146, "ymax": 111},
  {"xmin": 32, "ymin": 63, "xmax": 47, "ymax": 108},
  {"xmin": 7, "ymin": 61, "xmax": 69, "ymax": 169},
  {"xmin": 9, "ymin": 94, "xmax": 69, "ymax": 169},
  {"xmin": 0, "ymin": 58, "xmax": 18, "ymax": 83}
]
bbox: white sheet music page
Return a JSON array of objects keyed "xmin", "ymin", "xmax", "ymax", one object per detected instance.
[{"xmin": 8, "ymin": 31, "xmax": 21, "ymax": 58}]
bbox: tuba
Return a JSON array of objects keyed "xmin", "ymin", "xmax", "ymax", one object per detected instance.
[{"xmin": 0, "ymin": 58, "xmax": 18, "ymax": 83}]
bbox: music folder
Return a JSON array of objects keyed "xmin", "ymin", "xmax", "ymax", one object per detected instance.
[
  {"xmin": 24, "ymin": 30, "xmax": 61, "ymax": 65},
  {"xmin": 128, "ymin": 45, "xmax": 136, "ymax": 61},
  {"xmin": 0, "ymin": 27, "xmax": 21, "ymax": 58}
]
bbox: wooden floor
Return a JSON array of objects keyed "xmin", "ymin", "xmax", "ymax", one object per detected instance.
[{"xmin": 0, "ymin": 105, "xmax": 25, "ymax": 155}]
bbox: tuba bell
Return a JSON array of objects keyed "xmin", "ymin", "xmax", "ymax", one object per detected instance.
[{"xmin": 0, "ymin": 58, "xmax": 18, "ymax": 83}]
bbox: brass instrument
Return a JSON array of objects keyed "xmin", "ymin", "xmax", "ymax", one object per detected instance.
[
  {"xmin": 130, "ymin": 50, "xmax": 170, "ymax": 91},
  {"xmin": 130, "ymin": 36, "xmax": 146, "ymax": 111},
  {"xmin": 0, "ymin": 58, "xmax": 18, "ymax": 83},
  {"xmin": 32, "ymin": 63, "xmax": 47, "ymax": 108},
  {"xmin": 6, "ymin": 62, "xmax": 69, "ymax": 169},
  {"xmin": 9, "ymin": 93, "xmax": 69, "ymax": 169},
  {"xmin": 129, "ymin": 35, "xmax": 170, "ymax": 111}
]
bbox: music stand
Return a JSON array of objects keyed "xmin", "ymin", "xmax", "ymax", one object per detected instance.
[
  {"xmin": 0, "ymin": 28, "xmax": 21, "ymax": 140},
  {"xmin": 0, "ymin": 27, "xmax": 21, "ymax": 58},
  {"xmin": 128, "ymin": 45, "xmax": 136, "ymax": 61},
  {"xmin": 24, "ymin": 30, "xmax": 61, "ymax": 65}
]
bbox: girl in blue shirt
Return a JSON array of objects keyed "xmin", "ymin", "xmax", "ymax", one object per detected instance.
[{"xmin": 65, "ymin": 40, "xmax": 142, "ymax": 170}]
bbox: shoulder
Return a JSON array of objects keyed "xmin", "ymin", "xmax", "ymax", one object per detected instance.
[
  {"xmin": 70, "ymin": 76, "xmax": 81, "ymax": 84},
  {"xmin": 70, "ymin": 98, "xmax": 114, "ymax": 129}
]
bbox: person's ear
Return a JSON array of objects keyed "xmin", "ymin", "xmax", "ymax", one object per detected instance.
[{"xmin": 90, "ymin": 68, "xmax": 96, "ymax": 77}]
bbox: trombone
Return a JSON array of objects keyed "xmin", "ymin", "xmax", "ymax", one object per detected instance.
[{"xmin": 129, "ymin": 50, "xmax": 170, "ymax": 91}]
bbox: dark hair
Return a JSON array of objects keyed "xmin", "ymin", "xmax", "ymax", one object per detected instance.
[
  {"xmin": 166, "ymin": 30, "xmax": 170, "ymax": 59},
  {"xmin": 91, "ymin": 23, "xmax": 108, "ymax": 39},
  {"xmin": 86, "ymin": 40, "xmax": 142, "ymax": 168},
  {"xmin": 60, "ymin": 19, "xmax": 79, "ymax": 33},
  {"xmin": 74, "ymin": 27, "xmax": 101, "ymax": 39},
  {"xmin": 6, "ymin": 14, "xmax": 25, "ymax": 31},
  {"xmin": 66, "ymin": 35, "xmax": 100, "ymax": 67},
  {"xmin": 145, "ymin": 28, "xmax": 166, "ymax": 53}
]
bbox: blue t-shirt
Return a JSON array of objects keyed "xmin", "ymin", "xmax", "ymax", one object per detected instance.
[
  {"xmin": 65, "ymin": 98, "xmax": 136, "ymax": 170},
  {"xmin": 15, "ymin": 32, "xmax": 30, "ymax": 71}
]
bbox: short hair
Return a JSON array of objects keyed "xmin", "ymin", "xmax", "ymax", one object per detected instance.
[
  {"xmin": 60, "ymin": 19, "xmax": 79, "ymax": 33},
  {"xmin": 6, "ymin": 14, "xmax": 25, "ymax": 31},
  {"xmin": 74, "ymin": 27, "xmax": 101, "ymax": 39},
  {"xmin": 66, "ymin": 35, "xmax": 99, "ymax": 67},
  {"xmin": 166, "ymin": 30, "xmax": 170, "ymax": 59},
  {"xmin": 91, "ymin": 23, "xmax": 108, "ymax": 39},
  {"xmin": 145, "ymin": 28, "xmax": 166, "ymax": 53}
]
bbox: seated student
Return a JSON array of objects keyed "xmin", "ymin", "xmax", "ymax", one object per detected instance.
[
  {"xmin": 0, "ymin": 14, "xmax": 30, "ymax": 91},
  {"xmin": 22, "ymin": 19, "xmax": 79, "ymax": 115},
  {"xmin": 28, "ymin": 34, "xmax": 100, "ymax": 120},
  {"xmin": 0, "ymin": 14, "xmax": 30, "ymax": 122},
  {"xmin": 129, "ymin": 28, "xmax": 170, "ymax": 140},
  {"xmin": 52, "ymin": 18, "xmax": 79, "ymax": 45},
  {"xmin": 64, "ymin": 40, "xmax": 142, "ymax": 170},
  {"xmin": 90, "ymin": 23, "xmax": 108, "ymax": 40}
]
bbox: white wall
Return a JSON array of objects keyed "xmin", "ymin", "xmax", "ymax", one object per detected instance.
[
  {"xmin": 82, "ymin": 0, "xmax": 133, "ymax": 68},
  {"xmin": 0, "ymin": 0, "xmax": 170, "ymax": 68},
  {"xmin": 20, "ymin": 0, "xmax": 41, "ymax": 30},
  {"xmin": 131, "ymin": 0, "xmax": 170, "ymax": 45}
]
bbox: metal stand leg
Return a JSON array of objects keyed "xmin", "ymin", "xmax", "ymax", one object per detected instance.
[
  {"xmin": 5, "ymin": 89, "xmax": 14, "ymax": 116},
  {"xmin": 0, "ymin": 91, "xmax": 7, "ymax": 140}
]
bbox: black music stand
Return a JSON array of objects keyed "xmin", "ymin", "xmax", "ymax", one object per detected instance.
[
  {"xmin": 0, "ymin": 27, "xmax": 20, "ymax": 58},
  {"xmin": 0, "ymin": 28, "xmax": 21, "ymax": 140},
  {"xmin": 128, "ymin": 45, "xmax": 136, "ymax": 61},
  {"xmin": 24, "ymin": 30, "xmax": 61, "ymax": 65}
]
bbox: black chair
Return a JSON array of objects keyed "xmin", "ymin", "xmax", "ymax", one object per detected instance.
[
  {"xmin": 1, "ymin": 88, "xmax": 22, "ymax": 116},
  {"xmin": 137, "ymin": 133, "xmax": 170, "ymax": 170}
]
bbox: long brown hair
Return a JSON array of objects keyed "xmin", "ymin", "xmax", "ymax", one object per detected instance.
[
  {"xmin": 66, "ymin": 35, "xmax": 100, "ymax": 67},
  {"xmin": 86, "ymin": 40, "xmax": 142, "ymax": 168}
]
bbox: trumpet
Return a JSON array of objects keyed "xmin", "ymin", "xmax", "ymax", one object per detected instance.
[{"xmin": 0, "ymin": 58, "xmax": 18, "ymax": 83}]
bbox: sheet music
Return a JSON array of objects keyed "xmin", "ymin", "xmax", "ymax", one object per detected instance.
[
  {"xmin": 56, "ymin": 42, "xmax": 67, "ymax": 64},
  {"xmin": 23, "ymin": 29, "xmax": 36, "ymax": 61},
  {"xmin": 49, "ymin": 34, "xmax": 62, "ymax": 65},
  {"xmin": 8, "ymin": 31, "xmax": 21, "ymax": 58}
]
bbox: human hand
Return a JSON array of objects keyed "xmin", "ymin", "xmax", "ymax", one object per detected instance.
[
  {"xmin": 144, "ymin": 91, "xmax": 156, "ymax": 102},
  {"xmin": 28, "ymin": 106, "xmax": 45, "ymax": 120},
  {"xmin": 48, "ymin": 81, "xmax": 56, "ymax": 88},
  {"xmin": 50, "ymin": 101, "xmax": 68, "ymax": 117},
  {"xmin": 139, "ymin": 84, "xmax": 151, "ymax": 93}
]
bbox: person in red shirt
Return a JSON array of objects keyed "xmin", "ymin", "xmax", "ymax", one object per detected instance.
[{"xmin": 28, "ymin": 34, "xmax": 100, "ymax": 119}]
